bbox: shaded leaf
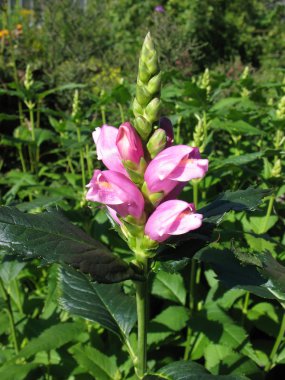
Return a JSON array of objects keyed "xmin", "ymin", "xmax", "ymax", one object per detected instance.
[
  {"xmin": 148, "ymin": 306, "xmax": 189, "ymax": 346},
  {"xmin": 19, "ymin": 322, "xmax": 84, "ymax": 359},
  {"xmin": 0, "ymin": 206, "xmax": 142, "ymax": 283},
  {"xmin": 70, "ymin": 345, "xmax": 120, "ymax": 380},
  {"xmin": 200, "ymin": 188, "xmax": 271, "ymax": 224},
  {"xmin": 145, "ymin": 360, "xmax": 249, "ymax": 379},
  {"xmin": 58, "ymin": 266, "xmax": 137, "ymax": 339},
  {"xmin": 194, "ymin": 247, "xmax": 285, "ymax": 307}
]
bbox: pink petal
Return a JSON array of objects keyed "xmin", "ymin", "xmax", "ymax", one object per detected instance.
[
  {"xmin": 145, "ymin": 200, "xmax": 202, "ymax": 242},
  {"xmin": 93, "ymin": 125, "xmax": 127, "ymax": 175}
]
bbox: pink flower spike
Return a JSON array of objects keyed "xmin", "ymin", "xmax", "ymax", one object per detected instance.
[
  {"xmin": 86, "ymin": 170, "xmax": 144, "ymax": 219},
  {"xmin": 116, "ymin": 122, "xmax": 144, "ymax": 165},
  {"xmin": 93, "ymin": 125, "xmax": 127, "ymax": 175},
  {"xmin": 144, "ymin": 145, "xmax": 208, "ymax": 195},
  {"xmin": 145, "ymin": 200, "xmax": 203, "ymax": 243}
]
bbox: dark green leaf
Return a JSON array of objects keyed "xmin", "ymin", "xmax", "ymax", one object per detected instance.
[
  {"xmin": 200, "ymin": 188, "xmax": 271, "ymax": 224},
  {"xmin": 145, "ymin": 360, "xmax": 249, "ymax": 379},
  {"xmin": 194, "ymin": 247, "xmax": 285, "ymax": 307},
  {"xmin": 58, "ymin": 266, "xmax": 137, "ymax": 339},
  {"xmin": 0, "ymin": 206, "xmax": 142, "ymax": 283}
]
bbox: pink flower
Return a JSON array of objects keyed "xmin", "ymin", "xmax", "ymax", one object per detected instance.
[
  {"xmin": 93, "ymin": 125, "xmax": 127, "ymax": 175},
  {"xmin": 144, "ymin": 145, "xmax": 208, "ymax": 197},
  {"xmin": 116, "ymin": 122, "xmax": 144, "ymax": 165},
  {"xmin": 145, "ymin": 200, "xmax": 203, "ymax": 242},
  {"xmin": 86, "ymin": 170, "xmax": 144, "ymax": 219}
]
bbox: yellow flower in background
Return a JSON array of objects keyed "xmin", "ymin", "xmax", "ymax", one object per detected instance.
[
  {"xmin": 20, "ymin": 9, "xmax": 34, "ymax": 17},
  {"xmin": 0, "ymin": 29, "xmax": 9, "ymax": 39}
]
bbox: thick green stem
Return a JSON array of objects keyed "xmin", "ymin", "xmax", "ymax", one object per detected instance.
[
  {"xmin": 0, "ymin": 278, "xmax": 19, "ymax": 354},
  {"xmin": 265, "ymin": 313, "xmax": 285, "ymax": 371},
  {"xmin": 260, "ymin": 194, "xmax": 275, "ymax": 234},
  {"xmin": 135, "ymin": 256, "xmax": 148, "ymax": 379},
  {"xmin": 193, "ymin": 181, "xmax": 199, "ymax": 208}
]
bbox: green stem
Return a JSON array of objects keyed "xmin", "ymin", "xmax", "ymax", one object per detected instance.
[
  {"xmin": 260, "ymin": 194, "xmax": 275, "ymax": 234},
  {"xmin": 101, "ymin": 106, "xmax": 106, "ymax": 125},
  {"xmin": 0, "ymin": 278, "xmax": 19, "ymax": 354},
  {"xmin": 76, "ymin": 126, "xmax": 86, "ymax": 191},
  {"xmin": 265, "ymin": 313, "xmax": 285, "ymax": 371},
  {"xmin": 135, "ymin": 256, "xmax": 148, "ymax": 379},
  {"xmin": 18, "ymin": 144, "xmax": 27, "ymax": 172},
  {"xmin": 85, "ymin": 145, "xmax": 92, "ymax": 179},
  {"xmin": 118, "ymin": 103, "xmax": 125, "ymax": 123},
  {"xmin": 241, "ymin": 291, "xmax": 250, "ymax": 326},
  {"xmin": 184, "ymin": 259, "xmax": 197, "ymax": 360},
  {"xmin": 193, "ymin": 181, "xmax": 199, "ymax": 208}
]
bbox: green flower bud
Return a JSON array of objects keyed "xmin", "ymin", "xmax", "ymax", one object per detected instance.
[
  {"xmin": 147, "ymin": 72, "xmax": 161, "ymax": 95},
  {"xmin": 24, "ymin": 64, "xmax": 34, "ymax": 91},
  {"xmin": 134, "ymin": 116, "xmax": 152, "ymax": 141},
  {"xmin": 272, "ymin": 159, "xmax": 282, "ymax": 178},
  {"xmin": 133, "ymin": 98, "xmax": 144, "ymax": 117},
  {"xmin": 71, "ymin": 89, "xmax": 80, "ymax": 120},
  {"xmin": 136, "ymin": 82, "xmax": 151, "ymax": 107},
  {"xmin": 145, "ymin": 98, "xmax": 161, "ymax": 123},
  {"xmin": 147, "ymin": 128, "xmax": 167, "ymax": 158},
  {"xmin": 122, "ymin": 157, "xmax": 147, "ymax": 186}
]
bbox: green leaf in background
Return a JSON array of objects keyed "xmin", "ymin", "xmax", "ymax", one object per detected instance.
[
  {"xmin": 211, "ymin": 119, "xmax": 263, "ymax": 136},
  {"xmin": 200, "ymin": 187, "xmax": 271, "ymax": 225},
  {"xmin": 18, "ymin": 322, "xmax": 84, "ymax": 359},
  {"xmin": 195, "ymin": 247, "xmax": 285, "ymax": 307},
  {"xmin": 0, "ymin": 363, "xmax": 37, "ymax": 380},
  {"xmin": 0, "ymin": 206, "xmax": 142, "ymax": 283},
  {"xmin": 204, "ymin": 344, "xmax": 262, "ymax": 379},
  {"xmin": 151, "ymin": 271, "xmax": 186, "ymax": 304},
  {"xmin": 212, "ymin": 152, "xmax": 264, "ymax": 169},
  {"xmin": 145, "ymin": 360, "xmax": 249, "ymax": 379},
  {"xmin": 247, "ymin": 302, "xmax": 281, "ymax": 338},
  {"xmin": 58, "ymin": 266, "xmax": 137, "ymax": 339},
  {"xmin": 70, "ymin": 345, "xmax": 121, "ymax": 380},
  {"xmin": 148, "ymin": 306, "xmax": 189, "ymax": 346},
  {"xmin": 0, "ymin": 256, "xmax": 26, "ymax": 284},
  {"xmin": 15, "ymin": 195, "xmax": 65, "ymax": 212}
]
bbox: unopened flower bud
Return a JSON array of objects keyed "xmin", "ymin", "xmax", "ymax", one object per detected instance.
[
  {"xmin": 24, "ymin": 64, "xmax": 34, "ymax": 91},
  {"xmin": 272, "ymin": 159, "xmax": 282, "ymax": 178},
  {"xmin": 147, "ymin": 129, "xmax": 167, "ymax": 158},
  {"xmin": 134, "ymin": 116, "xmax": 152, "ymax": 141},
  {"xmin": 145, "ymin": 98, "xmax": 161, "ymax": 123}
]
